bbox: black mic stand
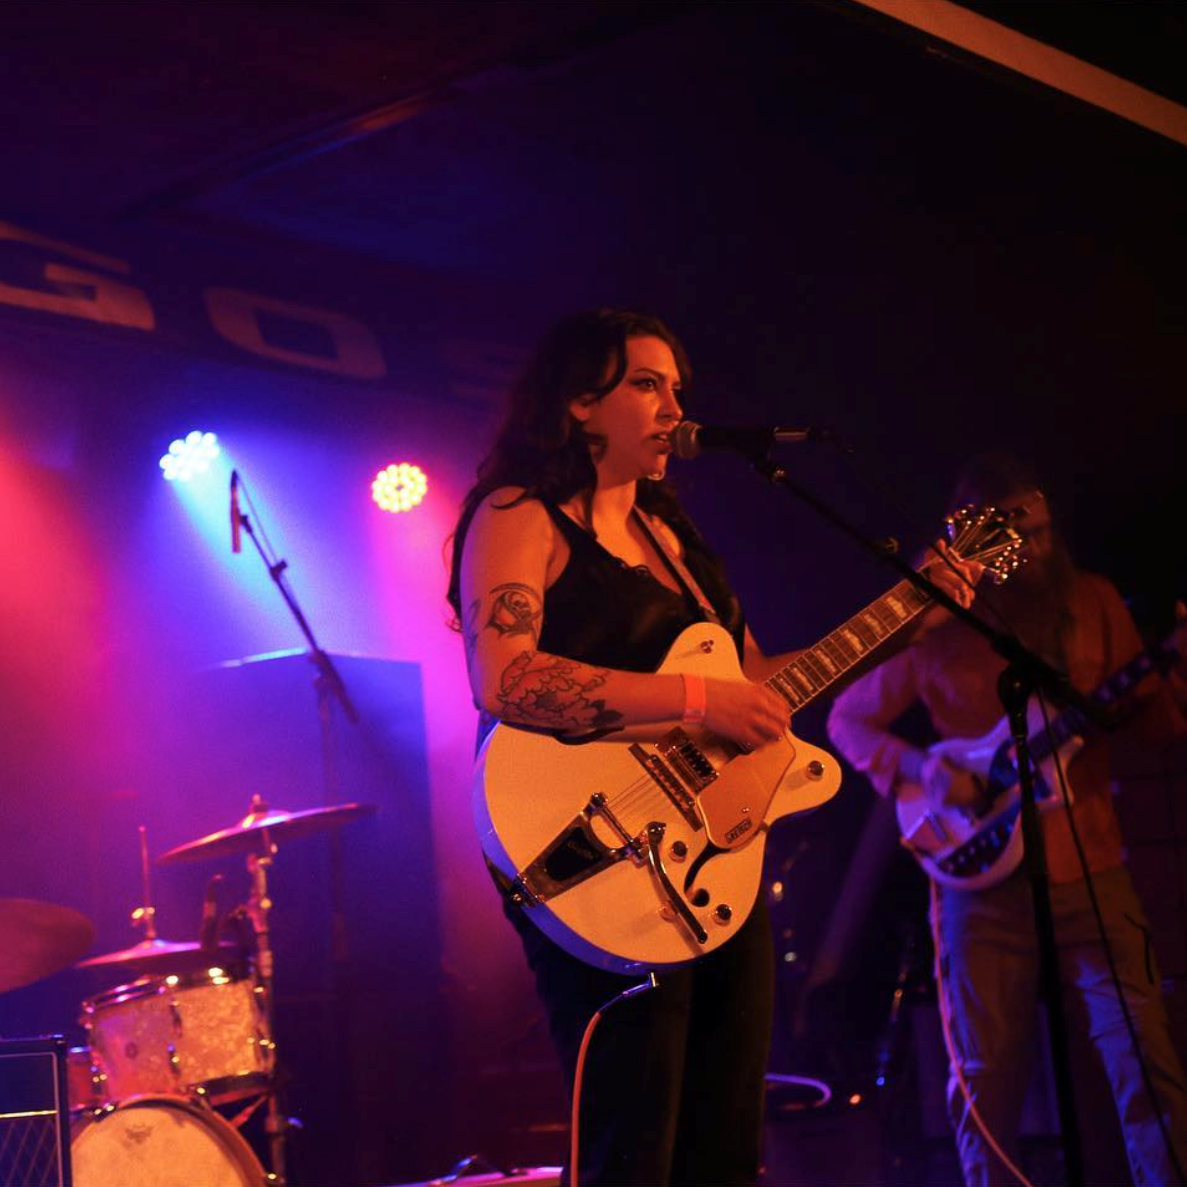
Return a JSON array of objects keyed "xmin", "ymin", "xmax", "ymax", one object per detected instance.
[
  {"xmin": 233, "ymin": 481, "xmax": 361, "ymax": 1186},
  {"xmin": 740, "ymin": 447, "xmax": 1106, "ymax": 1187}
]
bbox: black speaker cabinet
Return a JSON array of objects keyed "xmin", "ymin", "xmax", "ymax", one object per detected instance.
[{"xmin": 0, "ymin": 1037, "xmax": 72, "ymax": 1187}]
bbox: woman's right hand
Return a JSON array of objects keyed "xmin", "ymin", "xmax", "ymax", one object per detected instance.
[{"xmin": 703, "ymin": 678, "xmax": 791, "ymax": 750}]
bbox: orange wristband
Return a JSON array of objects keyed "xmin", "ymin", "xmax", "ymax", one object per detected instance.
[{"xmin": 681, "ymin": 672, "xmax": 707, "ymax": 726}]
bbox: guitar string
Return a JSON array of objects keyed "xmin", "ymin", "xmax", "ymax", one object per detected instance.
[
  {"xmin": 595, "ymin": 518, "xmax": 1008, "ymax": 841},
  {"xmin": 600, "ymin": 582, "xmax": 935, "ymax": 826}
]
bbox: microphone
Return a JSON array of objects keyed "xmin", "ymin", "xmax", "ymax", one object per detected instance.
[
  {"xmin": 230, "ymin": 469, "xmax": 242, "ymax": 554},
  {"xmin": 672, "ymin": 421, "xmax": 824, "ymax": 460},
  {"xmin": 199, "ymin": 874, "xmax": 223, "ymax": 952}
]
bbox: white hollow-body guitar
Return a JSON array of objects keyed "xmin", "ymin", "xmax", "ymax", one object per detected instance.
[
  {"xmin": 474, "ymin": 508, "xmax": 1021, "ymax": 973},
  {"xmin": 896, "ymin": 637, "xmax": 1176, "ymax": 890}
]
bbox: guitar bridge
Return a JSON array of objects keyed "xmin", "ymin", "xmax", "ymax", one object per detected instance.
[{"xmin": 629, "ymin": 729, "xmax": 714, "ymax": 829}]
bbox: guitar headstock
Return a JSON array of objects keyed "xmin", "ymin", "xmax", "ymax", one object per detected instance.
[{"xmin": 945, "ymin": 504, "xmax": 1025, "ymax": 586}]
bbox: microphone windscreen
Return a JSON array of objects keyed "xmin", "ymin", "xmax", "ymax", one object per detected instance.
[{"xmin": 672, "ymin": 421, "xmax": 703, "ymax": 460}]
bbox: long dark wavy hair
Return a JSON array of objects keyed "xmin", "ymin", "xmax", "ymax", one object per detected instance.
[{"xmin": 446, "ymin": 308, "xmax": 696, "ymax": 625}]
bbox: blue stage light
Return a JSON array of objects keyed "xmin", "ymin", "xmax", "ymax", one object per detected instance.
[{"xmin": 160, "ymin": 431, "xmax": 220, "ymax": 482}]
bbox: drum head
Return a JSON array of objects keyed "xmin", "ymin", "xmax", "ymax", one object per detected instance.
[{"xmin": 71, "ymin": 1095, "xmax": 266, "ymax": 1187}]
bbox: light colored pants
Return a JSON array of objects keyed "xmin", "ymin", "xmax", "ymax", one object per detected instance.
[{"xmin": 936, "ymin": 864, "xmax": 1187, "ymax": 1187}]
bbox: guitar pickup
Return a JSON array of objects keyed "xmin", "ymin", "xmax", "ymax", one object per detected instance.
[
  {"xmin": 629, "ymin": 742, "xmax": 703, "ymax": 829},
  {"xmin": 659, "ymin": 729, "xmax": 718, "ymax": 791}
]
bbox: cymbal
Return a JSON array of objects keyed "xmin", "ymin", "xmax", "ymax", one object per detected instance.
[
  {"xmin": 157, "ymin": 801, "xmax": 376, "ymax": 864},
  {"xmin": 0, "ymin": 898, "xmax": 95, "ymax": 994},
  {"xmin": 77, "ymin": 937, "xmax": 240, "ymax": 976}
]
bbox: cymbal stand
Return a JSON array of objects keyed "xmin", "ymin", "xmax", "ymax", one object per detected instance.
[
  {"xmin": 131, "ymin": 825, "xmax": 159, "ymax": 943},
  {"xmin": 244, "ymin": 814, "xmax": 286, "ymax": 1186}
]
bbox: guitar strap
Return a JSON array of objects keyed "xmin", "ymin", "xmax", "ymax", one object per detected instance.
[{"xmin": 634, "ymin": 508, "xmax": 721, "ymax": 626}]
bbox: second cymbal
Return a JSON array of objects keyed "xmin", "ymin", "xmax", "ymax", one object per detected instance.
[
  {"xmin": 157, "ymin": 798, "xmax": 375, "ymax": 864},
  {"xmin": 77, "ymin": 937, "xmax": 242, "ymax": 976}
]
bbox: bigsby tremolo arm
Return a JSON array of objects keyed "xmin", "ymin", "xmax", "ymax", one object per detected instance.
[
  {"xmin": 643, "ymin": 822, "xmax": 708, "ymax": 945},
  {"xmin": 585, "ymin": 797, "xmax": 707, "ymax": 944}
]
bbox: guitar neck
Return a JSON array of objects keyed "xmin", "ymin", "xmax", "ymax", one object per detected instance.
[
  {"xmin": 1029, "ymin": 642, "xmax": 1167, "ymax": 762},
  {"xmin": 766, "ymin": 576, "xmax": 933, "ymax": 712}
]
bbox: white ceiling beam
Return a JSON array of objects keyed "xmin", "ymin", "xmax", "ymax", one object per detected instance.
[{"xmin": 848, "ymin": 0, "xmax": 1187, "ymax": 149}]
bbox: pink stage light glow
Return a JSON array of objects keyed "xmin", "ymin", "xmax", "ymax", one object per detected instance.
[
  {"xmin": 160, "ymin": 430, "xmax": 220, "ymax": 481},
  {"xmin": 372, "ymin": 462, "xmax": 427, "ymax": 513}
]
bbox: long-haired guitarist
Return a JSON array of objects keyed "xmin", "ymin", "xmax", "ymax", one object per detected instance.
[
  {"xmin": 827, "ymin": 452, "xmax": 1187, "ymax": 1187},
  {"xmin": 446, "ymin": 308, "xmax": 977, "ymax": 1186}
]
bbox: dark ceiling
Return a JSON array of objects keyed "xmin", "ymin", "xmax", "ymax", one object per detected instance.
[
  {"xmin": 3, "ymin": 0, "xmax": 1184, "ymax": 607},
  {"xmin": 4, "ymin": 0, "xmax": 1184, "ymax": 278}
]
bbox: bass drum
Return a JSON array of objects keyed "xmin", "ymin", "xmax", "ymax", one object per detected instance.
[{"xmin": 71, "ymin": 1095, "xmax": 266, "ymax": 1187}]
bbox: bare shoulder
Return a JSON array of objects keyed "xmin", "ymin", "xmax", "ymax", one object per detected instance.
[
  {"xmin": 471, "ymin": 486, "xmax": 552, "ymax": 537},
  {"xmin": 465, "ymin": 487, "xmax": 560, "ymax": 576}
]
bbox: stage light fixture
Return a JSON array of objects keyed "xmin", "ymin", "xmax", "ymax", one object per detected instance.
[
  {"xmin": 372, "ymin": 462, "xmax": 427, "ymax": 513},
  {"xmin": 160, "ymin": 430, "xmax": 220, "ymax": 481}
]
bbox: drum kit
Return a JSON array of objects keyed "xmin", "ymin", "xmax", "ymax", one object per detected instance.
[{"xmin": 2, "ymin": 794, "xmax": 374, "ymax": 1187}]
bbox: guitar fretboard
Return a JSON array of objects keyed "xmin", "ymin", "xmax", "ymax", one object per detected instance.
[
  {"xmin": 1030, "ymin": 647, "xmax": 1163, "ymax": 762},
  {"xmin": 766, "ymin": 578, "xmax": 932, "ymax": 712}
]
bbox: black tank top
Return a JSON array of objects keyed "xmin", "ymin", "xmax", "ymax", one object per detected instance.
[{"xmin": 537, "ymin": 499, "xmax": 745, "ymax": 672}]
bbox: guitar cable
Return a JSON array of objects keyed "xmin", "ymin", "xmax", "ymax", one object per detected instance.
[
  {"xmin": 569, "ymin": 972, "xmax": 659, "ymax": 1187},
  {"xmin": 1036, "ymin": 689, "xmax": 1187, "ymax": 1187}
]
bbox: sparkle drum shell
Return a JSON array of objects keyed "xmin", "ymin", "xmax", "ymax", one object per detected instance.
[
  {"xmin": 70, "ymin": 1095, "xmax": 266, "ymax": 1187},
  {"xmin": 82, "ymin": 970, "xmax": 271, "ymax": 1104}
]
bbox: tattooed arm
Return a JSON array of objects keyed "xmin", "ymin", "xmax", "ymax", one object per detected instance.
[{"xmin": 459, "ymin": 489, "xmax": 789, "ymax": 747}]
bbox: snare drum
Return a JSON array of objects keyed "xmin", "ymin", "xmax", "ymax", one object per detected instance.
[
  {"xmin": 71, "ymin": 1095, "xmax": 266, "ymax": 1187},
  {"xmin": 82, "ymin": 968, "xmax": 271, "ymax": 1104}
]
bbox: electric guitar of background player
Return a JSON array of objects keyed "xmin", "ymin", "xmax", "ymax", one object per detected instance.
[
  {"xmin": 896, "ymin": 621, "xmax": 1186, "ymax": 890},
  {"xmin": 474, "ymin": 507, "xmax": 1021, "ymax": 974}
]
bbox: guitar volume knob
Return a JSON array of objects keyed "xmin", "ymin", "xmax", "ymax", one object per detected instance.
[
  {"xmin": 807, "ymin": 760, "xmax": 825, "ymax": 779},
  {"xmin": 714, "ymin": 904, "xmax": 733, "ymax": 924},
  {"xmin": 669, "ymin": 841, "xmax": 688, "ymax": 862}
]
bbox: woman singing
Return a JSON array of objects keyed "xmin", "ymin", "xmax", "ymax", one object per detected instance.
[{"xmin": 446, "ymin": 308, "xmax": 975, "ymax": 1185}]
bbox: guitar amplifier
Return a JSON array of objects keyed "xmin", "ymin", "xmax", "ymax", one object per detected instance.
[{"xmin": 0, "ymin": 1037, "xmax": 72, "ymax": 1187}]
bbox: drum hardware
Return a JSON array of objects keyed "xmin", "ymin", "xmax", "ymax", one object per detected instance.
[
  {"xmin": 77, "ymin": 826, "xmax": 238, "ymax": 976},
  {"xmin": 52, "ymin": 800, "xmax": 376, "ymax": 1185},
  {"xmin": 152, "ymin": 793, "xmax": 375, "ymax": 1187}
]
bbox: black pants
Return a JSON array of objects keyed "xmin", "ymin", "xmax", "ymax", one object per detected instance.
[{"xmin": 506, "ymin": 894, "xmax": 775, "ymax": 1187}]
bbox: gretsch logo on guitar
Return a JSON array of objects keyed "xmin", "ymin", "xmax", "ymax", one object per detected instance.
[{"xmin": 474, "ymin": 507, "xmax": 1022, "ymax": 973}]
